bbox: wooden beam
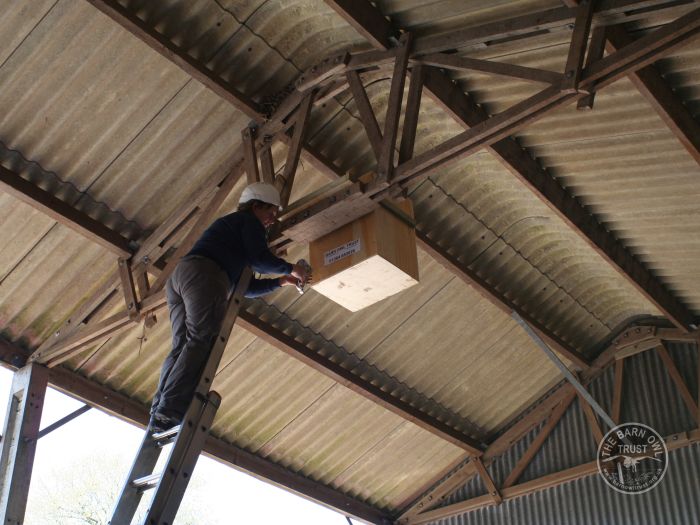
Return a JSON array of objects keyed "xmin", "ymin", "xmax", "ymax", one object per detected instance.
[
  {"xmin": 85, "ymin": 0, "xmax": 262, "ymax": 119},
  {"xmin": 502, "ymin": 390, "xmax": 577, "ymax": 488},
  {"xmin": 323, "ymin": 0, "xmax": 395, "ymax": 50},
  {"xmin": 242, "ymin": 127, "xmax": 260, "ymax": 184},
  {"xmin": 117, "ymin": 257, "xmax": 139, "ymax": 321},
  {"xmin": 0, "ymin": 166, "xmax": 132, "ymax": 257},
  {"xmin": 322, "ymin": 0, "xmax": 595, "ymax": 370},
  {"xmin": 28, "ymin": 281, "xmax": 486, "ymax": 454},
  {"xmin": 611, "ymin": 358, "xmax": 625, "ymax": 424},
  {"xmin": 278, "ymin": 92, "xmax": 315, "ymax": 208},
  {"xmin": 27, "ymin": 293, "xmax": 168, "ymax": 368},
  {"xmin": 394, "ymin": 85, "xmax": 572, "ymax": 183},
  {"xmin": 414, "ymin": 54, "xmax": 562, "ymax": 84},
  {"xmin": 259, "ymin": 140, "xmax": 276, "ymax": 185},
  {"xmin": 582, "ymin": 7, "xmax": 700, "ymax": 90},
  {"xmin": 346, "ymin": 70, "xmax": 383, "ymax": 161},
  {"xmin": 407, "ymin": 429, "xmax": 700, "ymax": 524},
  {"xmin": 378, "ymin": 33, "xmax": 412, "ymax": 184},
  {"xmin": 0, "ymin": 364, "xmax": 49, "ymax": 524},
  {"xmin": 149, "ymin": 165, "xmax": 245, "ymax": 294},
  {"xmin": 562, "ymin": 0, "xmax": 597, "ymax": 93},
  {"xmin": 416, "ymin": 231, "xmax": 590, "ymax": 369},
  {"xmin": 399, "ymin": 324, "xmax": 696, "ymax": 521},
  {"xmin": 472, "ymin": 457, "xmax": 502, "ymax": 505},
  {"xmin": 577, "ymin": 26, "xmax": 607, "ymax": 109},
  {"xmin": 657, "ymin": 343, "xmax": 700, "ymax": 424},
  {"xmin": 418, "ymin": 63, "xmax": 697, "ymax": 332},
  {"xmin": 605, "ymin": 24, "xmax": 700, "ymax": 165},
  {"xmin": 237, "ymin": 313, "xmax": 485, "ymax": 455},
  {"xmin": 411, "ymin": 0, "xmax": 695, "ymax": 56},
  {"xmin": 0, "ymin": 342, "xmax": 391, "ymax": 525},
  {"xmin": 577, "ymin": 391, "xmax": 605, "ymax": 444},
  {"xmin": 399, "ymin": 65, "xmax": 424, "ymax": 164}
]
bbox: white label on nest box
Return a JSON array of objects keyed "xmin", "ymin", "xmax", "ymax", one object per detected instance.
[{"xmin": 324, "ymin": 239, "xmax": 361, "ymax": 266}]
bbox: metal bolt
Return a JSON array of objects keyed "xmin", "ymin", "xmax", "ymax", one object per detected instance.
[
  {"xmin": 566, "ymin": 70, "xmax": 574, "ymax": 78},
  {"xmin": 54, "ymin": 330, "xmax": 60, "ymax": 337}
]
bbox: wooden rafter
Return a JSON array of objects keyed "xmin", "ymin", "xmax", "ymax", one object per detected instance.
[
  {"xmin": 346, "ymin": 70, "xmax": 383, "ymax": 160},
  {"xmin": 472, "ymin": 457, "xmax": 502, "ymax": 505},
  {"xmin": 565, "ymin": 0, "xmax": 700, "ymax": 159},
  {"xmin": 577, "ymin": 26, "xmax": 607, "ymax": 109},
  {"xmin": 85, "ymin": 0, "xmax": 262, "ymax": 118},
  {"xmin": 605, "ymin": 24, "xmax": 700, "ymax": 164},
  {"xmin": 29, "ymin": 261, "xmax": 486, "ymax": 455},
  {"xmin": 399, "ymin": 65, "xmax": 424, "ymax": 164},
  {"xmin": 405, "ymin": 428, "xmax": 700, "ymax": 524},
  {"xmin": 242, "ymin": 127, "xmax": 260, "ymax": 184},
  {"xmin": 378, "ymin": 33, "xmax": 412, "ymax": 184},
  {"xmin": 562, "ymin": 0, "xmax": 597, "ymax": 93},
  {"xmin": 414, "ymin": 54, "xmax": 562, "ymax": 84},
  {"xmin": 577, "ymin": 392, "xmax": 605, "ymax": 444},
  {"xmin": 412, "ymin": 0, "xmax": 696, "ymax": 56},
  {"xmin": 657, "ymin": 343, "xmax": 700, "ymax": 424},
  {"xmin": 611, "ymin": 358, "xmax": 625, "ymax": 423},
  {"xmin": 117, "ymin": 258, "xmax": 139, "ymax": 321},
  {"xmin": 278, "ymin": 92, "xmax": 316, "ymax": 208},
  {"xmin": 0, "ymin": 341, "xmax": 392, "ymax": 525},
  {"xmin": 0, "ymin": 166, "xmax": 133, "ymax": 257},
  {"xmin": 397, "ymin": 324, "xmax": 696, "ymax": 522},
  {"xmin": 501, "ymin": 390, "xmax": 577, "ymax": 488}
]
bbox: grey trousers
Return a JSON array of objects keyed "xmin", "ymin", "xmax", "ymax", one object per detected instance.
[{"xmin": 150, "ymin": 255, "xmax": 230, "ymax": 420}]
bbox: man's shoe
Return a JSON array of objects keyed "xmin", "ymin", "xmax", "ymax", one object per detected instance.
[{"xmin": 149, "ymin": 412, "xmax": 180, "ymax": 434}]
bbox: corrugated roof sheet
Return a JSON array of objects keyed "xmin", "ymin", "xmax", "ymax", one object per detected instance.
[
  {"xmin": 432, "ymin": 342, "xmax": 699, "ymax": 524},
  {"xmin": 1, "ymin": 0, "xmax": 699, "ymax": 518}
]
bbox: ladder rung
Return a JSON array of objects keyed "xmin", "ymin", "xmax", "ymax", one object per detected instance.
[
  {"xmin": 152, "ymin": 424, "xmax": 181, "ymax": 442},
  {"xmin": 132, "ymin": 472, "xmax": 161, "ymax": 492}
]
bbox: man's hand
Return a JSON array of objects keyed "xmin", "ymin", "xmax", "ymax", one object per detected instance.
[
  {"xmin": 291, "ymin": 263, "xmax": 312, "ymax": 284},
  {"xmin": 279, "ymin": 275, "xmax": 299, "ymax": 287}
]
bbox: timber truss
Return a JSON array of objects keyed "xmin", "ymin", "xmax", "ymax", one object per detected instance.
[
  {"xmin": 396, "ymin": 324, "xmax": 700, "ymax": 524},
  {"xmin": 1, "ymin": 0, "xmax": 700, "ymax": 523}
]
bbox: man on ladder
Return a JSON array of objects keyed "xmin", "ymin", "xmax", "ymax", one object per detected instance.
[
  {"xmin": 149, "ymin": 182, "xmax": 311, "ymax": 433},
  {"xmin": 111, "ymin": 183, "xmax": 311, "ymax": 525}
]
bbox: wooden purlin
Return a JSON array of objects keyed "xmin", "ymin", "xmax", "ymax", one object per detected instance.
[
  {"xmin": 0, "ymin": 166, "xmax": 133, "ymax": 257},
  {"xmin": 405, "ymin": 429, "xmax": 700, "ymax": 524},
  {"xmin": 414, "ymin": 54, "xmax": 563, "ymax": 84},
  {"xmin": 411, "ymin": 0, "xmax": 696, "ymax": 56},
  {"xmin": 0, "ymin": 342, "xmax": 393, "ymax": 525},
  {"xmin": 396, "ymin": 322, "xmax": 696, "ymax": 522},
  {"xmin": 604, "ymin": 24, "xmax": 700, "ymax": 164}
]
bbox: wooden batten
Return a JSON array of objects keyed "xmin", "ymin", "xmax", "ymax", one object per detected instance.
[{"xmin": 310, "ymin": 198, "xmax": 419, "ymax": 311}]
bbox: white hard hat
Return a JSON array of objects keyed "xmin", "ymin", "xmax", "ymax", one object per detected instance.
[{"xmin": 239, "ymin": 182, "xmax": 282, "ymax": 210}]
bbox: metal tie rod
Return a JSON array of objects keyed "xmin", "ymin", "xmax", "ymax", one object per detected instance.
[{"xmin": 512, "ymin": 311, "xmax": 617, "ymax": 431}]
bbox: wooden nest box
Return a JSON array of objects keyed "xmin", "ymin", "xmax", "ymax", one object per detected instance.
[{"xmin": 309, "ymin": 198, "xmax": 419, "ymax": 311}]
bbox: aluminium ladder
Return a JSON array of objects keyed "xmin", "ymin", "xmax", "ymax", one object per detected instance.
[{"xmin": 109, "ymin": 268, "xmax": 253, "ymax": 525}]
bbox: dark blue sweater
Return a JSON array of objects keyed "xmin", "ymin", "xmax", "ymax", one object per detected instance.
[{"xmin": 188, "ymin": 211, "xmax": 292, "ymax": 298}]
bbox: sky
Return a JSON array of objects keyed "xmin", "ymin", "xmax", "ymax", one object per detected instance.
[{"xmin": 0, "ymin": 366, "xmax": 354, "ymax": 525}]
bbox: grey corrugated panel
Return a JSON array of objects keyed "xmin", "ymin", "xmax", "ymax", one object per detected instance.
[
  {"xmin": 380, "ymin": 0, "xmax": 558, "ymax": 38},
  {"xmin": 427, "ymin": 341, "xmax": 699, "ymax": 524},
  {"xmin": 432, "ymin": 445, "xmax": 700, "ymax": 525},
  {"xmin": 0, "ymin": 141, "xmax": 143, "ymax": 241}
]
